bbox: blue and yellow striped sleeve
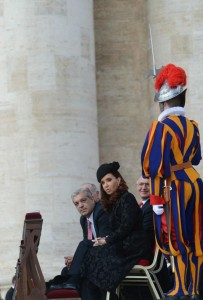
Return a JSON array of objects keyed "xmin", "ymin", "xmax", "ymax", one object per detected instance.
[{"xmin": 141, "ymin": 121, "xmax": 172, "ymax": 205}]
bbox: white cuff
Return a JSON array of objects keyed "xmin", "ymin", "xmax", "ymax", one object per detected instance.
[{"xmin": 153, "ymin": 204, "xmax": 164, "ymax": 215}]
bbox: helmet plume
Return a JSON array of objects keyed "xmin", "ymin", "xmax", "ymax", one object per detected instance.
[{"xmin": 155, "ymin": 64, "xmax": 187, "ymax": 92}]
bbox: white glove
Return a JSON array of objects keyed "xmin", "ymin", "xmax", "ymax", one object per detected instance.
[{"xmin": 153, "ymin": 204, "xmax": 164, "ymax": 215}]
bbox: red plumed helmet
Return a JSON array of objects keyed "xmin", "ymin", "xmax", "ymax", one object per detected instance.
[{"xmin": 154, "ymin": 64, "xmax": 187, "ymax": 102}]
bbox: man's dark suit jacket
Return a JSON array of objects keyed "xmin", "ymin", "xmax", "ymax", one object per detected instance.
[
  {"xmin": 141, "ymin": 199, "xmax": 154, "ymax": 231},
  {"xmin": 141, "ymin": 199, "xmax": 173, "ymax": 293},
  {"xmin": 141, "ymin": 199, "xmax": 155, "ymax": 261},
  {"xmin": 80, "ymin": 202, "xmax": 111, "ymax": 239},
  {"xmin": 48, "ymin": 203, "xmax": 111, "ymax": 298},
  {"xmin": 5, "ymin": 287, "xmax": 14, "ymax": 300},
  {"xmin": 67, "ymin": 202, "xmax": 111, "ymax": 276}
]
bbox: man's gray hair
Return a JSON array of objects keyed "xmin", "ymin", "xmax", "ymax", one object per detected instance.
[
  {"xmin": 71, "ymin": 187, "xmax": 92, "ymax": 200},
  {"xmin": 82, "ymin": 183, "xmax": 98, "ymax": 193}
]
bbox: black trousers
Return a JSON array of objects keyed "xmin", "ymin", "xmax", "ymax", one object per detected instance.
[
  {"xmin": 80, "ymin": 278, "xmax": 104, "ymax": 300},
  {"xmin": 69, "ymin": 240, "xmax": 93, "ymax": 275},
  {"xmin": 58, "ymin": 240, "xmax": 94, "ymax": 291},
  {"xmin": 80, "ymin": 279, "xmax": 119, "ymax": 300}
]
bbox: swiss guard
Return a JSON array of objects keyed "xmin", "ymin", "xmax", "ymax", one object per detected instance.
[{"xmin": 141, "ymin": 63, "xmax": 203, "ymax": 300}]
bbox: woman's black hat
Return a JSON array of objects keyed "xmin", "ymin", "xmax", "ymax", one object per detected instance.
[{"xmin": 96, "ymin": 161, "xmax": 120, "ymax": 183}]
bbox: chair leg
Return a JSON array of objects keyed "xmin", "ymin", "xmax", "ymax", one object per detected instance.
[
  {"xmin": 145, "ymin": 270, "xmax": 161, "ymax": 300},
  {"xmin": 106, "ymin": 291, "xmax": 110, "ymax": 300},
  {"xmin": 150, "ymin": 272, "xmax": 165, "ymax": 298},
  {"xmin": 115, "ymin": 285, "xmax": 120, "ymax": 297}
]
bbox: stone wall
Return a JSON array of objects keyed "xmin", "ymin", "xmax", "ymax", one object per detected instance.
[
  {"xmin": 95, "ymin": 0, "xmax": 203, "ymax": 196},
  {"xmin": 94, "ymin": 0, "xmax": 151, "ymax": 196},
  {"xmin": 0, "ymin": 0, "xmax": 98, "ymax": 295},
  {"xmin": 1, "ymin": 0, "xmax": 203, "ymax": 297},
  {"xmin": 147, "ymin": 0, "xmax": 203, "ymax": 176}
]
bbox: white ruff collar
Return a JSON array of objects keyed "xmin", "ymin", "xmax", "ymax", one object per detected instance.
[{"xmin": 158, "ymin": 107, "xmax": 185, "ymax": 121}]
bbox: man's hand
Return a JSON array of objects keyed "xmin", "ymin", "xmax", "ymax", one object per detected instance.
[
  {"xmin": 92, "ymin": 237, "xmax": 106, "ymax": 247},
  {"xmin": 64, "ymin": 256, "xmax": 73, "ymax": 268},
  {"xmin": 153, "ymin": 204, "xmax": 164, "ymax": 215}
]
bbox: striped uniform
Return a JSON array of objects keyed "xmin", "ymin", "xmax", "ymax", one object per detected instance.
[{"xmin": 141, "ymin": 114, "xmax": 203, "ymax": 297}]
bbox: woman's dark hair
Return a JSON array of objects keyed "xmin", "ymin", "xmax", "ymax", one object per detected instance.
[{"xmin": 100, "ymin": 171, "xmax": 128, "ymax": 212}]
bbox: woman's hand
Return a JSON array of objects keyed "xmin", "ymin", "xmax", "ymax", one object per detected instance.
[{"xmin": 92, "ymin": 237, "xmax": 106, "ymax": 247}]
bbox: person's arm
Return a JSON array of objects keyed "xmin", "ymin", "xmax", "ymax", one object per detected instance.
[{"xmin": 191, "ymin": 120, "xmax": 202, "ymax": 165}]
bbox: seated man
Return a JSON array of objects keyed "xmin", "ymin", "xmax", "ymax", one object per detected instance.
[
  {"xmin": 137, "ymin": 176, "xmax": 173, "ymax": 293},
  {"xmin": 137, "ymin": 176, "xmax": 155, "ymax": 262},
  {"xmin": 67, "ymin": 186, "xmax": 111, "ymax": 276},
  {"xmin": 47, "ymin": 185, "xmax": 111, "ymax": 299},
  {"xmin": 61, "ymin": 183, "xmax": 105, "ymax": 276},
  {"xmin": 123, "ymin": 176, "xmax": 173, "ymax": 300}
]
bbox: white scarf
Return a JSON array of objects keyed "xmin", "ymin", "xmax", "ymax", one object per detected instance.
[{"xmin": 158, "ymin": 106, "xmax": 185, "ymax": 121}]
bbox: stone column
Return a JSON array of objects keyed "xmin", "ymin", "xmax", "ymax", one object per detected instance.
[
  {"xmin": 147, "ymin": 0, "xmax": 203, "ymax": 176},
  {"xmin": 0, "ymin": 0, "xmax": 98, "ymax": 294},
  {"xmin": 94, "ymin": 0, "xmax": 150, "ymax": 194}
]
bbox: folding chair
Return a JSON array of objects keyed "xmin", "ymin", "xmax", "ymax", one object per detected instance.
[{"xmin": 106, "ymin": 247, "xmax": 165, "ymax": 300}]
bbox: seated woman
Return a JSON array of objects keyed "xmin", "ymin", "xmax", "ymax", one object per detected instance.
[{"xmin": 80, "ymin": 161, "xmax": 152, "ymax": 299}]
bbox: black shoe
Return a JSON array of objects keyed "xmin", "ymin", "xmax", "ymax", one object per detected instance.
[
  {"xmin": 162, "ymin": 296, "xmax": 189, "ymax": 300},
  {"xmin": 162, "ymin": 296, "xmax": 180, "ymax": 300},
  {"xmin": 49, "ymin": 282, "xmax": 79, "ymax": 291},
  {"xmin": 190, "ymin": 296, "xmax": 201, "ymax": 300}
]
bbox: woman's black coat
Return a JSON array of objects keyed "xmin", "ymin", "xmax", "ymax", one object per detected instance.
[{"xmin": 81, "ymin": 191, "xmax": 150, "ymax": 291}]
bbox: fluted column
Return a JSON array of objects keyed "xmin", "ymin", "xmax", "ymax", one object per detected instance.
[{"xmin": 0, "ymin": 0, "xmax": 98, "ymax": 294}]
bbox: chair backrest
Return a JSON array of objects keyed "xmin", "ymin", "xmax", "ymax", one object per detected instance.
[
  {"xmin": 13, "ymin": 212, "xmax": 47, "ymax": 300},
  {"xmin": 131, "ymin": 246, "xmax": 161, "ymax": 272},
  {"xmin": 122, "ymin": 246, "xmax": 165, "ymax": 300}
]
